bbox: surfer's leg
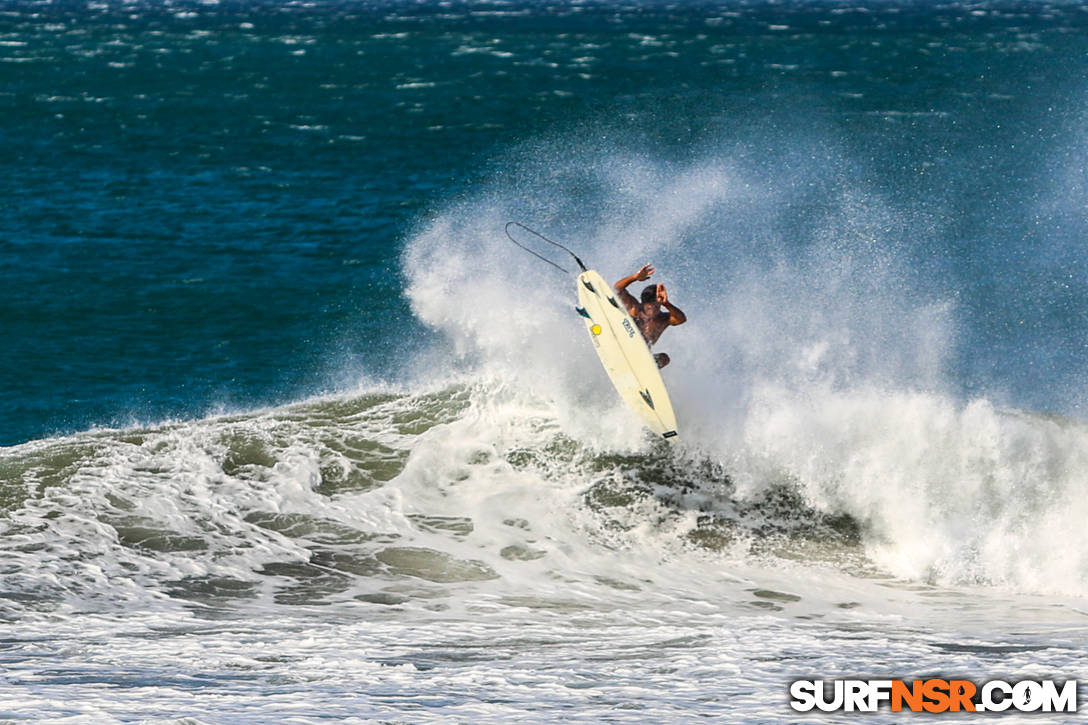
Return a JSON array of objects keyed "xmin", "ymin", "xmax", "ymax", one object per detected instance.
[{"xmin": 654, "ymin": 353, "xmax": 670, "ymax": 369}]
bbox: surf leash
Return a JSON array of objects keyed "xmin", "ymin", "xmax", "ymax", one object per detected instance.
[{"xmin": 504, "ymin": 221, "xmax": 588, "ymax": 275}]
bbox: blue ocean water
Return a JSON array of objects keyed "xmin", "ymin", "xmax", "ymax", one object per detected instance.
[
  {"xmin": 4, "ymin": 0, "xmax": 1087, "ymax": 445},
  {"xmin": 3, "ymin": 1, "xmax": 1088, "ymax": 722}
]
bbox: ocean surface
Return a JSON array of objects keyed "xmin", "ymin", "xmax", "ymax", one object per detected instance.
[{"xmin": 3, "ymin": 0, "xmax": 1088, "ymax": 721}]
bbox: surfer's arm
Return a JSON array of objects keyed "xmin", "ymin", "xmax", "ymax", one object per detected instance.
[
  {"xmin": 663, "ymin": 301, "xmax": 686, "ymax": 325},
  {"xmin": 615, "ymin": 264, "xmax": 654, "ymax": 312},
  {"xmin": 615, "ymin": 286, "xmax": 638, "ymax": 313},
  {"xmin": 656, "ymin": 284, "xmax": 685, "ymax": 325}
]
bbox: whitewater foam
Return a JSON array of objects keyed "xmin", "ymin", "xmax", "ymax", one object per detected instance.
[{"xmin": 401, "ymin": 143, "xmax": 1088, "ymax": 600}]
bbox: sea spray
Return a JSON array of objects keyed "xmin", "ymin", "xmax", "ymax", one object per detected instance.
[{"xmin": 402, "ymin": 143, "xmax": 1088, "ymax": 597}]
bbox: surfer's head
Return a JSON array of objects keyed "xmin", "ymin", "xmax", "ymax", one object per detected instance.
[{"xmin": 640, "ymin": 285, "xmax": 659, "ymax": 304}]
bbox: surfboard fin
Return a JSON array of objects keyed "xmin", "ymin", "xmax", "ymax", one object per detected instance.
[
  {"xmin": 639, "ymin": 389, "xmax": 655, "ymax": 409},
  {"xmin": 575, "ymin": 306, "xmax": 591, "ymax": 319}
]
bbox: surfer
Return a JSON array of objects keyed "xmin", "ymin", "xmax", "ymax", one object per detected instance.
[{"xmin": 615, "ymin": 264, "xmax": 686, "ymax": 368}]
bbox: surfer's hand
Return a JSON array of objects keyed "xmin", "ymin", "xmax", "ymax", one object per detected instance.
[
  {"xmin": 657, "ymin": 284, "xmax": 668, "ymax": 304},
  {"xmin": 636, "ymin": 264, "xmax": 655, "ymax": 281}
]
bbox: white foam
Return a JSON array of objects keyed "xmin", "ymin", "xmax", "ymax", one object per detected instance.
[{"xmin": 400, "ymin": 141, "xmax": 1088, "ymax": 599}]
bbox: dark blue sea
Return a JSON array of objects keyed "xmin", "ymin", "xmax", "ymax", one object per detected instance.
[{"xmin": 2, "ymin": 1, "xmax": 1087, "ymax": 721}]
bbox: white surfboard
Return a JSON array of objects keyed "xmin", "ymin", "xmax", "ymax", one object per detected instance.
[{"xmin": 575, "ymin": 269, "xmax": 678, "ymax": 439}]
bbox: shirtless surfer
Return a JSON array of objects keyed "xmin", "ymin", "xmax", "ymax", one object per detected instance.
[{"xmin": 615, "ymin": 264, "xmax": 687, "ymax": 368}]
